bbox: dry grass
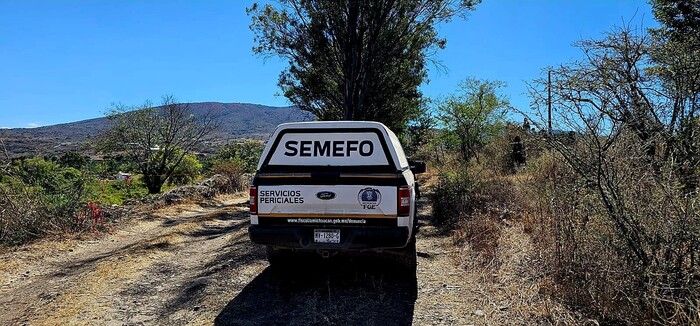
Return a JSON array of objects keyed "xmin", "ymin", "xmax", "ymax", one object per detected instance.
[
  {"xmin": 0, "ymin": 239, "xmax": 79, "ymax": 288},
  {"xmin": 152, "ymin": 192, "xmax": 246, "ymax": 218},
  {"xmin": 513, "ymin": 150, "xmax": 700, "ymax": 325},
  {"xmin": 425, "ymin": 183, "xmax": 581, "ymax": 324},
  {"xmin": 453, "ymin": 213, "xmax": 503, "ymax": 269},
  {"xmin": 427, "ymin": 152, "xmax": 589, "ymax": 323}
]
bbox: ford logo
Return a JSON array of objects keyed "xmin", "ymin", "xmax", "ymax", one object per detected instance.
[{"xmin": 316, "ymin": 191, "xmax": 336, "ymax": 200}]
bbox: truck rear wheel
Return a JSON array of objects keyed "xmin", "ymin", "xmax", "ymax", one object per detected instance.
[
  {"xmin": 266, "ymin": 246, "xmax": 293, "ymax": 268},
  {"xmin": 396, "ymin": 236, "xmax": 417, "ymax": 270}
]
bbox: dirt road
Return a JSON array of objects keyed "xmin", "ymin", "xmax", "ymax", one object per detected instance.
[{"xmin": 1, "ymin": 193, "xmax": 567, "ymax": 325}]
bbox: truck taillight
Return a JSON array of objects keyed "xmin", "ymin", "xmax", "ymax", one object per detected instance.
[
  {"xmin": 398, "ymin": 186, "xmax": 410, "ymax": 216},
  {"xmin": 249, "ymin": 186, "xmax": 257, "ymax": 214}
]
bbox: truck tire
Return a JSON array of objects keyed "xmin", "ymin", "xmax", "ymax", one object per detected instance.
[
  {"xmin": 399, "ymin": 204, "xmax": 418, "ymax": 270},
  {"xmin": 397, "ymin": 236, "xmax": 417, "ymax": 270},
  {"xmin": 266, "ymin": 246, "xmax": 292, "ymax": 268}
]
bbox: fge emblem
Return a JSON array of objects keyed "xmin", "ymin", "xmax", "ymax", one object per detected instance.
[{"xmin": 358, "ymin": 188, "xmax": 381, "ymax": 209}]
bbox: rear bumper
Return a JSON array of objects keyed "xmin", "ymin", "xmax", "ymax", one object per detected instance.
[{"xmin": 248, "ymin": 225, "xmax": 410, "ymax": 250}]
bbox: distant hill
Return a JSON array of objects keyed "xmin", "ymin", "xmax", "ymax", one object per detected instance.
[{"xmin": 0, "ymin": 102, "xmax": 314, "ymax": 157}]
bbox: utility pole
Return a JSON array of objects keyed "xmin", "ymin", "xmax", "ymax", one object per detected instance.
[{"xmin": 548, "ymin": 70, "xmax": 552, "ymax": 135}]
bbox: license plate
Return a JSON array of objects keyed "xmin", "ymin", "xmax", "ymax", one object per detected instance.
[{"xmin": 314, "ymin": 229, "xmax": 340, "ymax": 244}]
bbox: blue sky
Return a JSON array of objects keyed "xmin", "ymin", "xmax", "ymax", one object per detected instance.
[{"xmin": 0, "ymin": 1, "xmax": 656, "ymax": 128}]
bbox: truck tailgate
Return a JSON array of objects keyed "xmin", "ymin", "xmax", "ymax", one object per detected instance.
[{"xmin": 257, "ymin": 185, "xmax": 397, "ymax": 222}]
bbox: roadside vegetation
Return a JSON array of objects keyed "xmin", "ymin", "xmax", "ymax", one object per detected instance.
[
  {"xmin": 0, "ymin": 138, "xmax": 264, "ymax": 247},
  {"xmin": 424, "ymin": 2, "xmax": 700, "ymax": 323},
  {"xmin": 101, "ymin": 95, "xmax": 221, "ymax": 194},
  {"xmin": 0, "ymin": 93, "xmax": 265, "ymax": 247}
]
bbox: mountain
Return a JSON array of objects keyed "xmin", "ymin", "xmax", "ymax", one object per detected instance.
[{"xmin": 0, "ymin": 102, "xmax": 314, "ymax": 157}]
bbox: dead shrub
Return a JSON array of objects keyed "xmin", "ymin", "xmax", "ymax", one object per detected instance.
[
  {"xmin": 431, "ymin": 162, "xmax": 525, "ymax": 269},
  {"xmin": 520, "ymin": 22, "xmax": 700, "ymax": 323},
  {"xmin": 453, "ymin": 212, "xmax": 502, "ymax": 268},
  {"xmin": 211, "ymin": 159, "xmax": 248, "ymax": 193},
  {"xmin": 525, "ymin": 143, "xmax": 700, "ymax": 324}
]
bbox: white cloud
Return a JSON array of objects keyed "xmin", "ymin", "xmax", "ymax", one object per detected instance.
[
  {"xmin": 0, "ymin": 127, "xmax": 9, "ymax": 129},
  {"xmin": 26, "ymin": 123, "xmax": 41, "ymax": 128}
]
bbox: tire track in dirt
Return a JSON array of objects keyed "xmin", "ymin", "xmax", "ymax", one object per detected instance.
[
  {"xmin": 1, "ymin": 192, "xmax": 570, "ymax": 325},
  {"xmin": 0, "ymin": 194, "xmax": 261, "ymax": 325}
]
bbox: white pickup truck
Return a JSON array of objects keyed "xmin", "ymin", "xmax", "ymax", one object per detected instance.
[{"xmin": 248, "ymin": 121, "xmax": 425, "ymax": 267}]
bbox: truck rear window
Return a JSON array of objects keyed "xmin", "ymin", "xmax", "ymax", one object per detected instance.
[{"xmin": 259, "ymin": 128, "xmax": 397, "ymax": 173}]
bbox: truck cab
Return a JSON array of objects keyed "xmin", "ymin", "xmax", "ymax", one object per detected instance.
[{"xmin": 248, "ymin": 121, "xmax": 424, "ymax": 266}]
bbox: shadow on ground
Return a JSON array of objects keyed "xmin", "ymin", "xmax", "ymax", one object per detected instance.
[{"xmin": 214, "ymin": 254, "xmax": 417, "ymax": 326}]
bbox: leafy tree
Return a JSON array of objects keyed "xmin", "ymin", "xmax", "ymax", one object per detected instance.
[
  {"xmin": 101, "ymin": 95, "xmax": 219, "ymax": 194},
  {"xmin": 57, "ymin": 151, "xmax": 89, "ymax": 170},
  {"xmin": 437, "ymin": 78, "xmax": 509, "ymax": 162},
  {"xmin": 651, "ymin": 0, "xmax": 700, "ymax": 40},
  {"xmin": 248, "ymin": 0, "xmax": 480, "ymax": 133},
  {"xmin": 9, "ymin": 157, "xmax": 82, "ymax": 194},
  {"xmin": 167, "ymin": 153, "xmax": 202, "ymax": 186},
  {"xmin": 649, "ymin": 0, "xmax": 700, "ymax": 191},
  {"xmin": 215, "ymin": 140, "xmax": 265, "ymax": 173},
  {"xmin": 403, "ymin": 104, "xmax": 436, "ymax": 158}
]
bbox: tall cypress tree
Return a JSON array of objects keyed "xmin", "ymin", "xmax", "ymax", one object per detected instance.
[{"xmin": 248, "ymin": 0, "xmax": 479, "ymax": 133}]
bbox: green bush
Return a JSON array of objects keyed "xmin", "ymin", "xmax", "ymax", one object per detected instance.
[
  {"xmin": 0, "ymin": 157, "xmax": 92, "ymax": 246},
  {"xmin": 209, "ymin": 141, "xmax": 264, "ymax": 174},
  {"xmin": 88, "ymin": 178, "xmax": 150, "ymax": 205},
  {"xmin": 56, "ymin": 151, "xmax": 89, "ymax": 170},
  {"xmin": 168, "ymin": 154, "xmax": 202, "ymax": 186},
  {"xmin": 431, "ymin": 168, "xmax": 476, "ymax": 226},
  {"xmin": 87, "ymin": 155, "xmax": 134, "ymax": 179}
]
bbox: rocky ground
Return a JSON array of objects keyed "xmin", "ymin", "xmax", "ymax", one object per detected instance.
[{"xmin": 0, "ymin": 192, "xmax": 573, "ymax": 325}]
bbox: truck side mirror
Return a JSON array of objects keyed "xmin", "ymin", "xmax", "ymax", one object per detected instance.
[{"xmin": 408, "ymin": 160, "xmax": 426, "ymax": 174}]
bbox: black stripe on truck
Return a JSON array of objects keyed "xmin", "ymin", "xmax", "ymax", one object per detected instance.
[
  {"xmin": 253, "ymin": 173, "xmax": 408, "ymax": 186},
  {"xmin": 259, "ymin": 128, "xmax": 399, "ymax": 174}
]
